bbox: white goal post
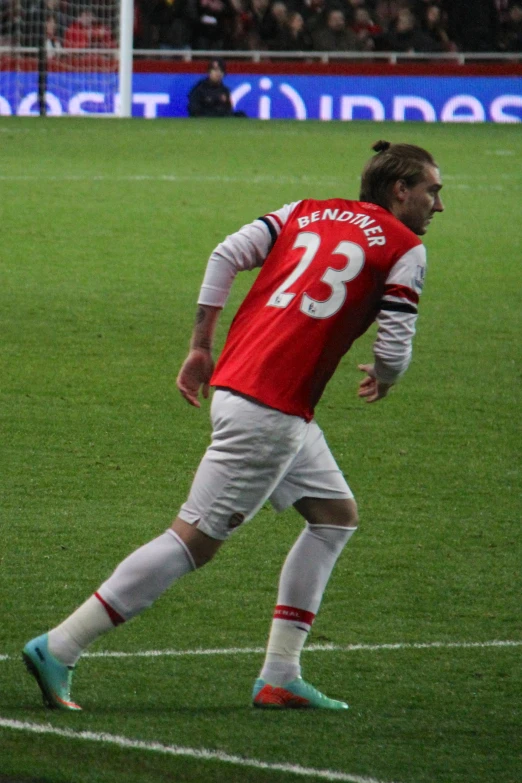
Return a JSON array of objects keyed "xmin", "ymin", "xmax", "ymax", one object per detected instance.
[
  {"xmin": 0, "ymin": 0, "xmax": 134, "ymax": 117},
  {"xmin": 118, "ymin": 0, "xmax": 133, "ymax": 117}
]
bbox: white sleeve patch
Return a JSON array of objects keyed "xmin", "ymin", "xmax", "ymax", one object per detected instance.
[{"xmin": 385, "ymin": 244, "xmax": 427, "ymax": 298}]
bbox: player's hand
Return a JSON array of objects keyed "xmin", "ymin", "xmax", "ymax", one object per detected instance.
[
  {"xmin": 357, "ymin": 364, "xmax": 392, "ymax": 403},
  {"xmin": 176, "ymin": 348, "xmax": 214, "ymax": 408}
]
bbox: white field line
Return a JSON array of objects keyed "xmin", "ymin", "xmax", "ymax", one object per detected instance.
[
  {"xmin": 0, "ymin": 173, "xmax": 520, "ymax": 187},
  {"xmin": 0, "ymin": 173, "xmax": 348, "ymax": 185},
  {"xmin": 1, "ymin": 639, "xmax": 521, "ymax": 663},
  {"xmin": 0, "ymin": 175, "xmax": 518, "ymax": 194},
  {"xmin": 84, "ymin": 638, "xmax": 522, "ymax": 659},
  {"xmin": 0, "ymin": 718, "xmax": 396, "ymax": 783}
]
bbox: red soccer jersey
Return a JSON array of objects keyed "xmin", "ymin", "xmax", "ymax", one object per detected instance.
[{"xmin": 211, "ymin": 199, "xmax": 422, "ymax": 421}]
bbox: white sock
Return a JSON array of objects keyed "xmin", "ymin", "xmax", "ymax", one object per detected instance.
[
  {"xmin": 260, "ymin": 524, "xmax": 356, "ymax": 686},
  {"xmin": 97, "ymin": 529, "xmax": 196, "ymax": 620},
  {"xmin": 48, "ymin": 595, "xmax": 115, "ymax": 665},
  {"xmin": 48, "ymin": 529, "xmax": 195, "ymax": 665}
]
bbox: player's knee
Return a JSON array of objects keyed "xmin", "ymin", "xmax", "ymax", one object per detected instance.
[
  {"xmin": 170, "ymin": 517, "xmax": 224, "ymax": 568},
  {"xmin": 335, "ymin": 498, "xmax": 358, "ymax": 528},
  {"xmin": 344, "ymin": 498, "xmax": 358, "ymax": 528},
  {"xmin": 323, "ymin": 497, "xmax": 358, "ymax": 528},
  {"xmin": 294, "ymin": 496, "xmax": 358, "ymax": 527}
]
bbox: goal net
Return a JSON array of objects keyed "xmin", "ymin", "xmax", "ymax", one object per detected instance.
[{"xmin": 0, "ymin": 0, "xmax": 132, "ymax": 116}]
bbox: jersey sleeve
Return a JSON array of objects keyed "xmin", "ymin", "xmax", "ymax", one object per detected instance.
[
  {"xmin": 373, "ymin": 244, "xmax": 427, "ymax": 384},
  {"xmin": 197, "ymin": 202, "xmax": 300, "ymax": 308}
]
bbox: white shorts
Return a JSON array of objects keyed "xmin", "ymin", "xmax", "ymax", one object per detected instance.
[{"xmin": 178, "ymin": 389, "xmax": 353, "ymax": 540}]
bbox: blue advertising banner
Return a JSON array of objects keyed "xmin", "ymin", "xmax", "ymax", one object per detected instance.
[{"xmin": 0, "ymin": 72, "xmax": 521, "ymax": 122}]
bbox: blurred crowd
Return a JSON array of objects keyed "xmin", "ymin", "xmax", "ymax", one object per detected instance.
[
  {"xmin": 134, "ymin": 0, "xmax": 522, "ymax": 54},
  {"xmin": 0, "ymin": 0, "xmax": 117, "ymax": 50},
  {"xmin": 1, "ymin": 0, "xmax": 522, "ymax": 54}
]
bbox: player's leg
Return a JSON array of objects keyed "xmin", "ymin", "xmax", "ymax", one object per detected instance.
[
  {"xmin": 23, "ymin": 390, "xmax": 307, "ymax": 710},
  {"xmin": 254, "ymin": 498, "xmax": 357, "ymax": 709},
  {"xmin": 254, "ymin": 423, "xmax": 356, "ymax": 709},
  {"xmin": 22, "ymin": 524, "xmax": 218, "ymax": 711}
]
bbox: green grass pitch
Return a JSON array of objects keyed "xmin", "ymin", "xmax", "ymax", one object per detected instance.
[{"xmin": 0, "ymin": 117, "xmax": 520, "ymax": 783}]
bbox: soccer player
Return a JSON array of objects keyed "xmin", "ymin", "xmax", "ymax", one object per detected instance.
[{"xmin": 23, "ymin": 141, "xmax": 444, "ymax": 711}]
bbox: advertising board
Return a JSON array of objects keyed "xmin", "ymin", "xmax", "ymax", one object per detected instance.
[{"xmin": 1, "ymin": 71, "xmax": 520, "ymax": 122}]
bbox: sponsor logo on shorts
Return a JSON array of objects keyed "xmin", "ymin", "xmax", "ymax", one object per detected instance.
[{"xmin": 228, "ymin": 512, "xmax": 245, "ymax": 529}]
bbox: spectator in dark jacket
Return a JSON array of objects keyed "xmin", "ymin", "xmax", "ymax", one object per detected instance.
[
  {"xmin": 188, "ymin": 58, "xmax": 247, "ymax": 117},
  {"xmin": 312, "ymin": 8, "xmax": 363, "ymax": 51},
  {"xmin": 244, "ymin": 0, "xmax": 280, "ymax": 49},
  {"xmin": 140, "ymin": 0, "xmax": 197, "ymax": 49},
  {"xmin": 280, "ymin": 10, "xmax": 314, "ymax": 49},
  {"xmin": 266, "ymin": 1, "xmax": 291, "ymax": 47},
  {"xmin": 300, "ymin": 0, "xmax": 329, "ymax": 37},
  {"xmin": 385, "ymin": 7, "xmax": 440, "ymax": 51},
  {"xmin": 419, "ymin": 3, "xmax": 456, "ymax": 51},
  {"xmin": 350, "ymin": 6, "xmax": 385, "ymax": 50},
  {"xmin": 193, "ymin": 0, "xmax": 236, "ymax": 49}
]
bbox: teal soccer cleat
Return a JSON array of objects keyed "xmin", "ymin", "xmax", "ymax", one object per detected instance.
[
  {"xmin": 252, "ymin": 676, "xmax": 349, "ymax": 710},
  {"xmin": 22, "ymin": 633, "xmax": 82, "ymax": 711}
]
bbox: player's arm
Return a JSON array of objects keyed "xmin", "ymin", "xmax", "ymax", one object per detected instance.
[
  {"xmin": 177, "ymin": 204, "xmax": 299, "ymax": 407},
  {"xmin": 176, "ymin": 305, "xmax": 221, "ymax": 407},
  {"xmin": 359, "ymin": 244, "xmax": 426, "ymax": 403},
  {"xmin": 197, "ymin": 202, "xmax": 299, "ymax": 306}
]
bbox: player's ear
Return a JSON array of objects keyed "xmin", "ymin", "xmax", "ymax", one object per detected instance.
[{"xmin": 392, "ymin": 178, "xmax": 409, "ymax": 202}]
